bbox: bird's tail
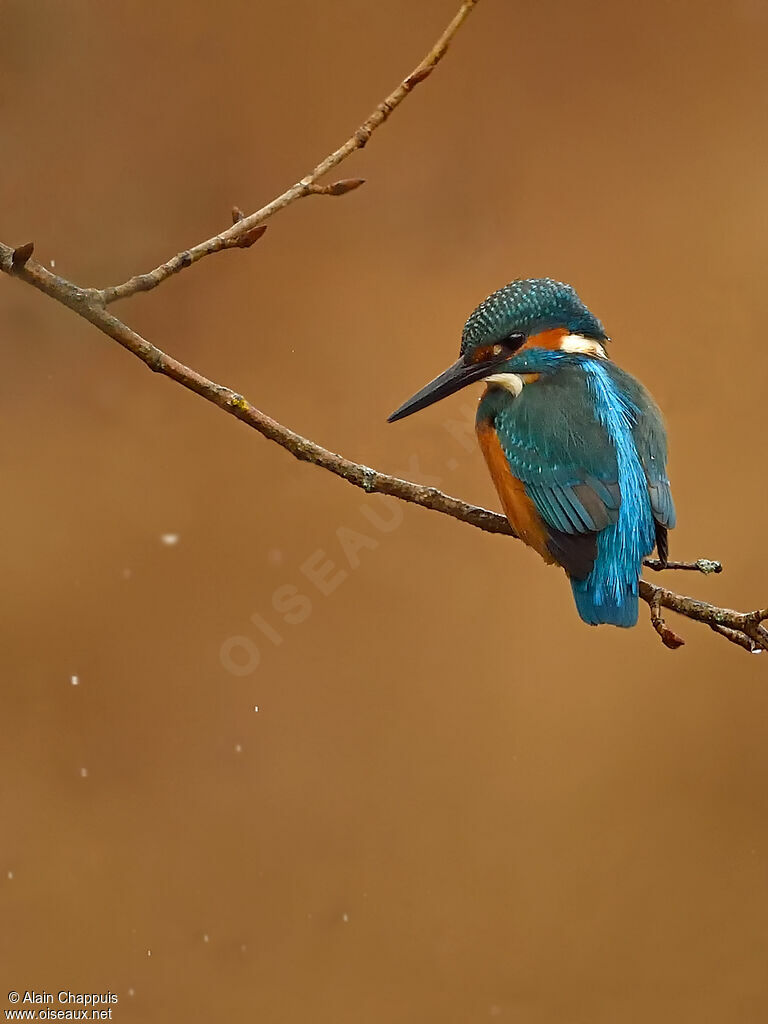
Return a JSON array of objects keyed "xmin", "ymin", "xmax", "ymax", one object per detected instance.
[{"xmin": 570, "ymin": 575, "xmax": 639, "ymax": 628}]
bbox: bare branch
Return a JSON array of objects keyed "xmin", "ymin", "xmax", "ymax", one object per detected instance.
[
  {"xmin": 94, "ymin": 1, "xmax": 479, "ymax": 305},
  {"xmin": 639, "ymin": 581, "xmax": 768, "ymax": 655},
  {"xmin": 1, "ymin": 0, "xmax": 765, "ymax": 656},
  {"xmin": 0, "ymin": 239, "xmax": 508, "ymax": 538}
]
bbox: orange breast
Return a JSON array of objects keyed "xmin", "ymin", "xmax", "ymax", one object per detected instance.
[{"xmin": 476, "ymin": 416, "xmax": 555, "ymax": 566}]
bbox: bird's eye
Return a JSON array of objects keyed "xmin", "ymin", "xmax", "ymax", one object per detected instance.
[{"xmin": 491, "ymin": 333, "xmax": 525, "ymax": 358}]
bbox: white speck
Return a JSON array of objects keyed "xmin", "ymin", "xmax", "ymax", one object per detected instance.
[
  {"xmin": 254, "ymin": 706, "xmax": 259, "ymax": 713},
  {"xmin": 341, "ymin": 913, "xmax": 349, "ymax": 923},
  {"xmin": 50, "ymin": 259, "xmax": 56, "ymax": 268},
  {"xmin": 752, "ymin": 648, "xmax": 763, "ymax": 655},
  {"xmin": 127, "ymin": 989, "xmax": 135, "ymax": 998},
  {"xmin": 70, "ymin": 675, "xmax": 79, "ymax": 686},
  {"xmin": 234, "ymin": 743, "xmax": 242, "ymax": 753},
  {"xmin": 160, "ymin": 533, "xmax": 180, "ymax": 546},
  {"xmin": 7, "ymin": 871, "xmax": 13, "ymax": 880},
  {"xmin": 203, "ymin": 934, "xmax": 209, "ymax": 943},
  {"xmin": 147, "ymin": 949, "xmax": 152, "ymax": 958},
  {"xmin": 80, "ymin": 767, "xmax": 88, "ymax": 778}
]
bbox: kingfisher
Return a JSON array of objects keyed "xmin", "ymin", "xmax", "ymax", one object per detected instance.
[{"xmin": 388, "ymin": 278, "xmax": 675, "ymax": 627}]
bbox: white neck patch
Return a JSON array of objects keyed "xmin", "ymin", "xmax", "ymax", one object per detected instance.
[
  {"xmin": 483, "ymin": 372, "xmax": 525, "ymax": 396},
  {"xmin": 560, "ymin": 334, "xmax": 607, "ymax": 358}
]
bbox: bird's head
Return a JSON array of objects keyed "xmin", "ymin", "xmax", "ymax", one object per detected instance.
[{"xmin": 387, "ymin": 278, "xmax": 609, "ymax": 422}]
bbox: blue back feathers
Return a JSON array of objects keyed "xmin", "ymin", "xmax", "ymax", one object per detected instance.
[{"xmin": 571, "ymin": 360, "xmax": 656, "ymax": 627}]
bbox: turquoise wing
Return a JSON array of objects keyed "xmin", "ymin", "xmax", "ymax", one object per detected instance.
[
  {"xmin": 620, "ymin": 366, "xmax": 676, "ymax": 561},
  {"xmin": 480, "ymin": 359, "xmax": 673, "ymax": 626},
  {"xmin": 483, "ymin": 365, "xmax": 622, "ymax": 580}
]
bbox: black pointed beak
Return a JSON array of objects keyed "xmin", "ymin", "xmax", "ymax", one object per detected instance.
[{"xmin": 387, "ymin": 356, "xmax": 492, "ymax": 423}]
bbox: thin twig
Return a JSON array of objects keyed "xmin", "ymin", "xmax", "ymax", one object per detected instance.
[
  {"xmin": 648, "ymin": 590, "xmax": 686, "ymax": 649},
  {"xmin": 644, "ymin": 557, "xmax": 722, "ymax": 574},
  {"xmin": 94, "ymin": 1, "xmax": 479, "ymax": 305},
  {"xmin": 710, "ymin": 624, "xmax": 762, "ymax": 654}
]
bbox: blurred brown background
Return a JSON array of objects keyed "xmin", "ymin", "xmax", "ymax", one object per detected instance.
[{"xmin": 2, "ymin": 1, "xmax": 768, "ymax": 1021}]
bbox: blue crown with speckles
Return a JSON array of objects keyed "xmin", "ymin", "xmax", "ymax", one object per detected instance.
[{"xmin": 461, "ymin": 278, "xmax": 608, "ymax": 354}]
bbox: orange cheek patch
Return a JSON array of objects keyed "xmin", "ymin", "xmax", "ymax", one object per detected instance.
[
  {"xmin": 520, "ymin": 327, "xmax": 568, "ymax": 353},
  {"xmin": 476, "ymin": 414, "xmax": 555, "ymax": 566}
]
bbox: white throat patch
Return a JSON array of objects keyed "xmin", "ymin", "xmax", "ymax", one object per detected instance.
[
  {"xmin": 559, "ymin": 334, "xmax": 607, "ymax": 358},
  {"xmin": 483, "ymin": 372, "xmax": 525, "ymax": 396}
]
